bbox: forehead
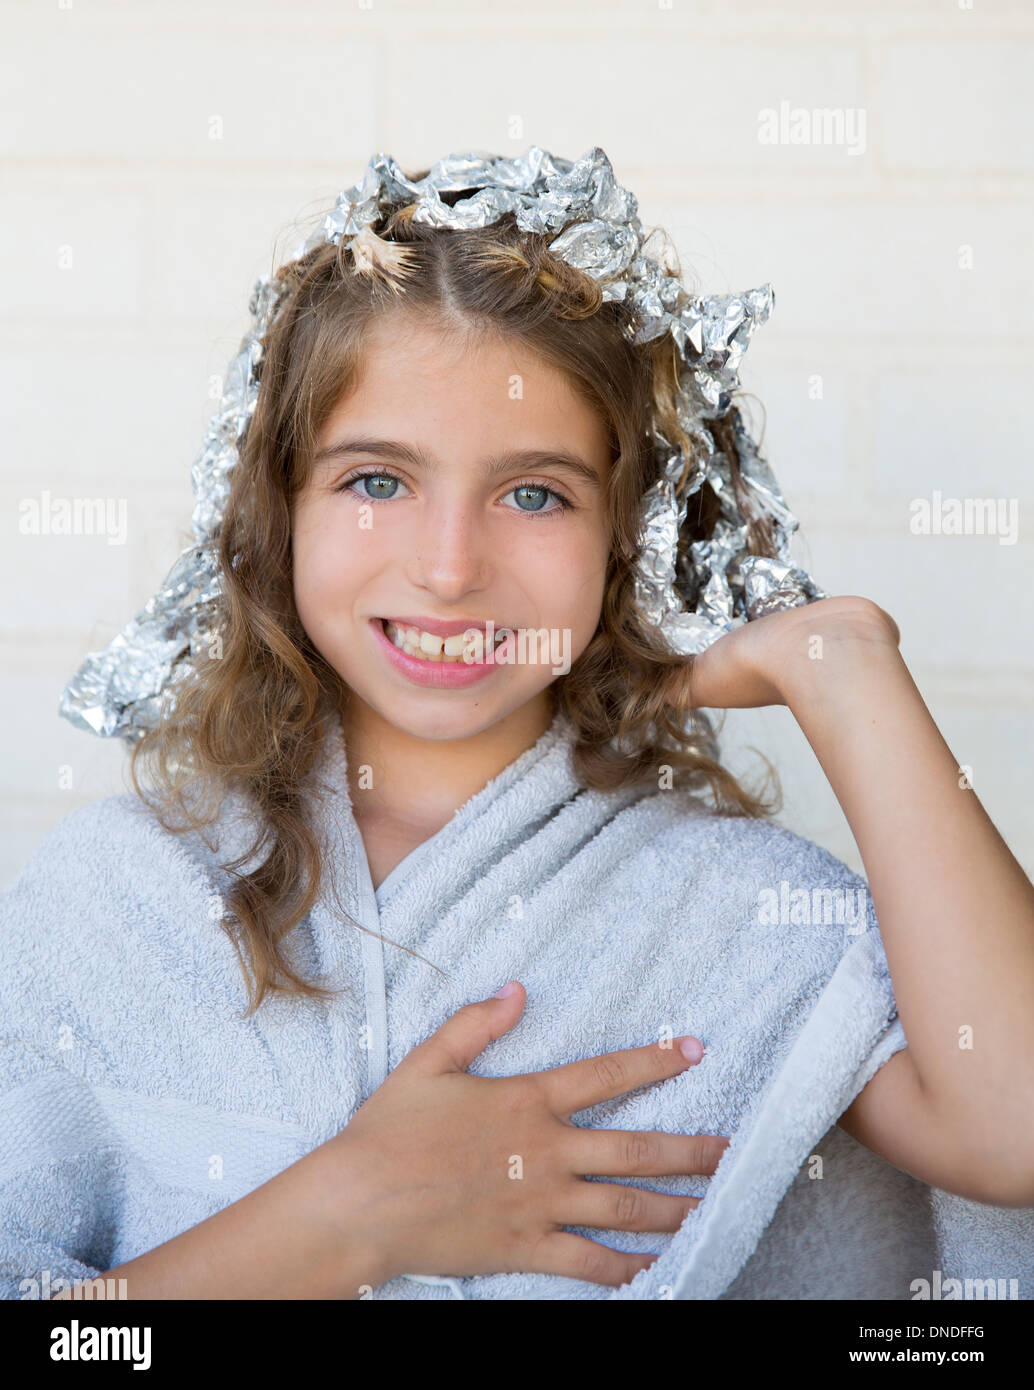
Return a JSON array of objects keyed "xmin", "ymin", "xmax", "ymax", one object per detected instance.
[{"xmin": 316, "ymin": 311, "xmax": 613, "ymax": 463}]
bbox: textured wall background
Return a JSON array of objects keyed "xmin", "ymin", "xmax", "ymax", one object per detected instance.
[{"xmin": 2, "ymin": 0, "xmax": 1031, "ymax": 885}]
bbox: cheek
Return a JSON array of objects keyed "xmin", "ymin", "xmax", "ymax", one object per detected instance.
[
  {"xmin": 533, "ymin": 529, "xmax": 609, "ymax": 639},
  {"xmin": 291, "ymin": 512, "xmax": 363, "ymax": 635}
]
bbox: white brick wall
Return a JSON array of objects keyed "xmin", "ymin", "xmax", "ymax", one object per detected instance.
[{"xmin": 2, "ymin": 0, "xmax": 1031, "ymax": 885}]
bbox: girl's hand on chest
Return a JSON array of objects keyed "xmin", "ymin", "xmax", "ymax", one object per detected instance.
[{"xmin": 325, "ymin": 981, "xmax": 731, "ymax": 1290}]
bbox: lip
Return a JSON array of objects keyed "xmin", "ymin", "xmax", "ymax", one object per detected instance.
[{"xmin": 369, "ymin": 617, "xmax": 513, "ymax": 689}]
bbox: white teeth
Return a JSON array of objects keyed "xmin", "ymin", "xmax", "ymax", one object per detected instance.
[{"xmin": 383, "ymin": 619, "xmax": 503, "ymax": 663}]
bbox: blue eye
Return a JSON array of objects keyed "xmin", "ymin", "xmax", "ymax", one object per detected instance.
[
  {"xmin": 502, "ymin": 481, "xmax": 572, "ymax": 516},
  {"xmin": 343, "ymin": 472, "xmax": 405, "ymax": 501},
  {"xmin": 335, "ymin": 470, "xmax": 571, "ymax": 516}
]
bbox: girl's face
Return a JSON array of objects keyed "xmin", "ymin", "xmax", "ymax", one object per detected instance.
[{"xmin": 291, "ymin": 312, "xmax": 613, "ymax": 743}]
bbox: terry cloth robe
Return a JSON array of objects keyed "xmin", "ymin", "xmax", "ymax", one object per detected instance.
[{"xmin": 2, "ymin": 705, "xmax": 1033, "ymax": 1301}]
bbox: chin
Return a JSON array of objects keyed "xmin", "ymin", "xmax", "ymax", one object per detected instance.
[
  {"xmin": 370, "ymin": 696, "xmax": 506, "ymax": 743},
  {"xmin": 347, "ymin": 675, "xmax": 551, "ymax": 744}
]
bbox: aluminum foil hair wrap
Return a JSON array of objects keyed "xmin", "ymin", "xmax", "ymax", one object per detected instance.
[{"xmin": 59, "ymin": 145, "xmax": 826, "ymax": 743}]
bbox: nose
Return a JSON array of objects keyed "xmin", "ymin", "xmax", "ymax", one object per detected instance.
[{"xmin": 405, "ymin": 491, "xmax": 492, "ymax": 602}]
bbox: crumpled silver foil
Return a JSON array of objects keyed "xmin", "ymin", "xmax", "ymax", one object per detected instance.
[{"xmin": 59, "ymin": 145, "xmax": 826, "ymax": 743}]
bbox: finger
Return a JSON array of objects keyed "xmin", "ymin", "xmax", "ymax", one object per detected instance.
[
  {"xmin": 561, "ymin": 1128, "xmax": 732, "ymax": 1178},
  {"xmin": 530, "ymin": 1231, "xmax": 659, "ymax": 1289},
  {"xmin": 536, "ymin": 1036, "xmax": 704, "ymax": 1117},
  {"xmin": 402, "ymin": 983, "xmax": 527, "ymax": 1076},
  {"xmin": 560, "ymin": 1180, "xmax": 701, "ymax": 1234}
]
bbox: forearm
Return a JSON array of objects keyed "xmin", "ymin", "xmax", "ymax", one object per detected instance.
[
  {"xmin": 80, "ymin": 1134, "xmax": 390, "ymax": 1300},
  {"xmin": 776, "ymin": 630, "xmax": 1034, "ymax": 1145}
]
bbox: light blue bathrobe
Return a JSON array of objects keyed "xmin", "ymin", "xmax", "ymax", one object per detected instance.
[{"xmin": 2, "ymin": 706, "xmax": 1032, "ymax": 1300}]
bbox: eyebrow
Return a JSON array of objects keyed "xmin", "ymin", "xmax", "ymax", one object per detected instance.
[{"xmin": 310, "ymin": 434, "xmax": 603, "ymax": 489}]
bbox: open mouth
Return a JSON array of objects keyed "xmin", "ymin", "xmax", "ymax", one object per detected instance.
[{"xmin": 380, "ymin": 618, "xmax": 508, "ymax": 664}]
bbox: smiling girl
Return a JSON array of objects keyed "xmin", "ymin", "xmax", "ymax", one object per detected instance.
[{"xmin": 3, "ymin": 151, "xmax": 1034, "ymax": 1302}]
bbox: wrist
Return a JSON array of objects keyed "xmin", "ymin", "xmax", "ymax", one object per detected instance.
[
  {"xmin": 309, "ymin": 1133, "xmax": 399, "ymax": 1296},
  {"xmin": 770, "ymin": 607, "xmax": 904, "ymax": 711}
]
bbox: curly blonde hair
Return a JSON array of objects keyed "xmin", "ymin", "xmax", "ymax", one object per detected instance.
[{"xmin": 128, "ymin": 175, "xmax": 783, "ymax": 1016}]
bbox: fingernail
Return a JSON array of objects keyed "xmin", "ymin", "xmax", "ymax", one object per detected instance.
[
  {"xmin": 678, "ymin": 1036, "xmax": 704, "ymax": 1063},
  {"xmin": 493, "ymin": 981, "xmax": 518, "ymax": 998}
]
